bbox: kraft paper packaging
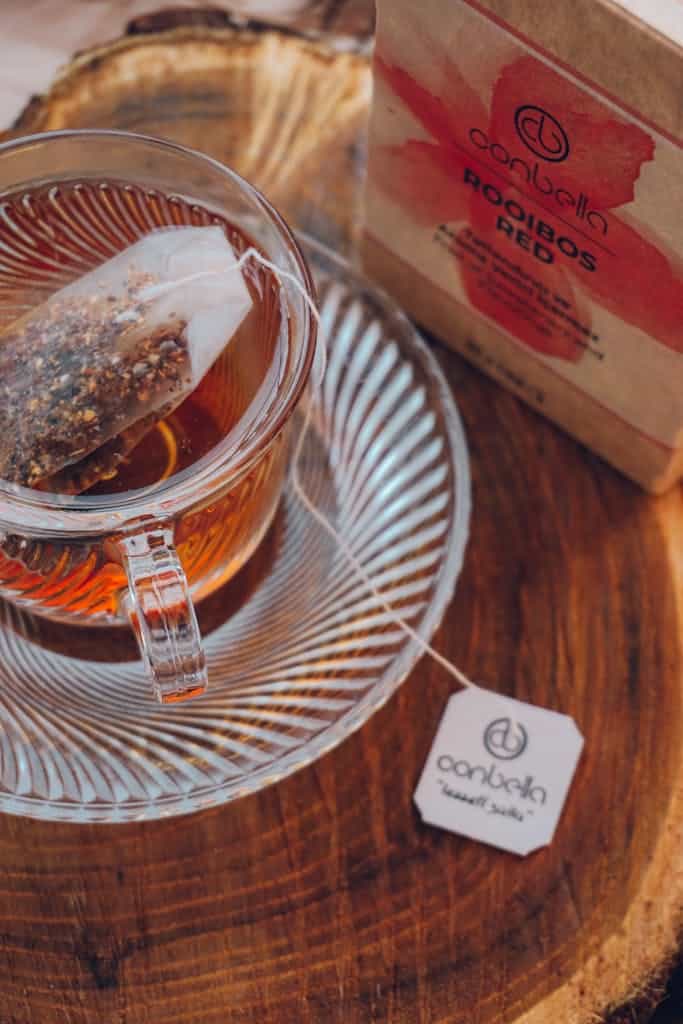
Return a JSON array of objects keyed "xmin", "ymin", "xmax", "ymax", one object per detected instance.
[{"xmin": 363, "ymin": 0, "xmax": 683, "ymax": 492}]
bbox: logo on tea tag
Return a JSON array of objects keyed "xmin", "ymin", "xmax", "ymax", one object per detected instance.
[{"xmin": 414, "ymin": 689, "xmax": 583, "ymax": 856}]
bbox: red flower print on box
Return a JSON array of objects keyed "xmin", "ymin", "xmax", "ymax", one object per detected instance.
[{"xmin": 375, "ymin": 51, "xmax": 683, "ymax": 358}]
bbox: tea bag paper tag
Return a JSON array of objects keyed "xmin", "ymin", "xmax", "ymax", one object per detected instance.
[{"xmin": 414, "ymin": 689, "xmax": 584, "ymax": 856}]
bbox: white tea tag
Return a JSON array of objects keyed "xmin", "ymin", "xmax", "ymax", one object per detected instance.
[{"xmin": 414, "ymin": 689, "xmax": 584, "ymax": 856}]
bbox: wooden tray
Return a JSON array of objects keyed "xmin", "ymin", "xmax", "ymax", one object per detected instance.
[{"xmin": 1, "ymin": 10, "xmax": 682, "ymax": 1024}]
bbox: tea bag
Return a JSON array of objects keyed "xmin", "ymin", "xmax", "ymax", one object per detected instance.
[{"xmin": 0, "ymin": 226, "xmax": 252, "ymax": 492}]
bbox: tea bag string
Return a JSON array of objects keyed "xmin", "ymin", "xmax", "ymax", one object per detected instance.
[{"xmin": 180, "ymin": 245, "xmax": 479, "ymax": 693}]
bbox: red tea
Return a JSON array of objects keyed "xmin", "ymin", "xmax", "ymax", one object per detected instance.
[{"xmin": 0, "ymin": 180, "xmax": 290, "ymax": 620}]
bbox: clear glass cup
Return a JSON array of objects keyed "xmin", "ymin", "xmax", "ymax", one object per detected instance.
[{"xmin": 0, "ymin": 130, "xmax": 316, "ymax": 703}]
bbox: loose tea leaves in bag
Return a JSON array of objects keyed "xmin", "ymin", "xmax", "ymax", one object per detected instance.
[{"xmin": 0, "ymin": 225, "xmax": 252, "ymax": 492}]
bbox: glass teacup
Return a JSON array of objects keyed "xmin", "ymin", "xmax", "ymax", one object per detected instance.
[{"xmin": 0, "ymin": 131, "xmax": 316, "ymax": 703}]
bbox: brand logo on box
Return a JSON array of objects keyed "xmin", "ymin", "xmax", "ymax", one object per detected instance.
[
  {"xmin": 514, "ymin": 105, "xmax": 570, "ymax": 162},
  {"xmin": 483, "ymin": 717, "xmax": 528, "ymax": 760},
  {"xmin": 467, "ymin": 100, "xmax": 608, "ymax": 243}
]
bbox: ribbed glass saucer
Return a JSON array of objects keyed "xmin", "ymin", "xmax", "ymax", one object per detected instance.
[{"xmin": 0, "ymin": 236, "xmax": 471, "ymax": 822}]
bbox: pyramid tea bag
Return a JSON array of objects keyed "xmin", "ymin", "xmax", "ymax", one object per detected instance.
[{"xmin": 0, "ymin": 225, "xmax": 252, "ymax": 492}]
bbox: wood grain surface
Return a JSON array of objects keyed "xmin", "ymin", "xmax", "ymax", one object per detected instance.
[
  {"xmin": 11, "ymin": 19, "xmax": 372, "ymax": 256},
  {"xmin": 1, "ymin": 7, "xmax": 682, "ymax": 1023}
]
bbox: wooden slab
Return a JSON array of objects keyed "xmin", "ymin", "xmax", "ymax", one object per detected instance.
[
  {"xmin": 124, "ymin": 1, "xmax": 376, "ymax": 41},
  {"xmin": 9, "ymin": 13, "xmax": 372, "ymax": 256},
  {"xmin": 1, "ymin": 9, "xmax": 682, "ymax": 1024}
]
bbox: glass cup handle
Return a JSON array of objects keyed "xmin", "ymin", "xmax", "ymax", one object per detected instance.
[{"xmin": 117, "ymin": 528, "xmax": 207, "ymax": 704}]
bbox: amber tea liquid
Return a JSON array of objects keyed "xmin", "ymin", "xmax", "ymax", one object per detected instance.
[{"xmin": 0, "ymin": 180, "xmax": 290, "ymax": 621}]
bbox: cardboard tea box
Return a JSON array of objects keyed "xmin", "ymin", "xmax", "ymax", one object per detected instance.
[{"xmin": 363, "ymin": 0, "xmax": 683, "ymax": 492}]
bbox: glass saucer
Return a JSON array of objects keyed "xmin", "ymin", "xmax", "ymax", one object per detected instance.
[{"xmin": 0, "ymin": 237, "xmax": 471, "ymax": 822}]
